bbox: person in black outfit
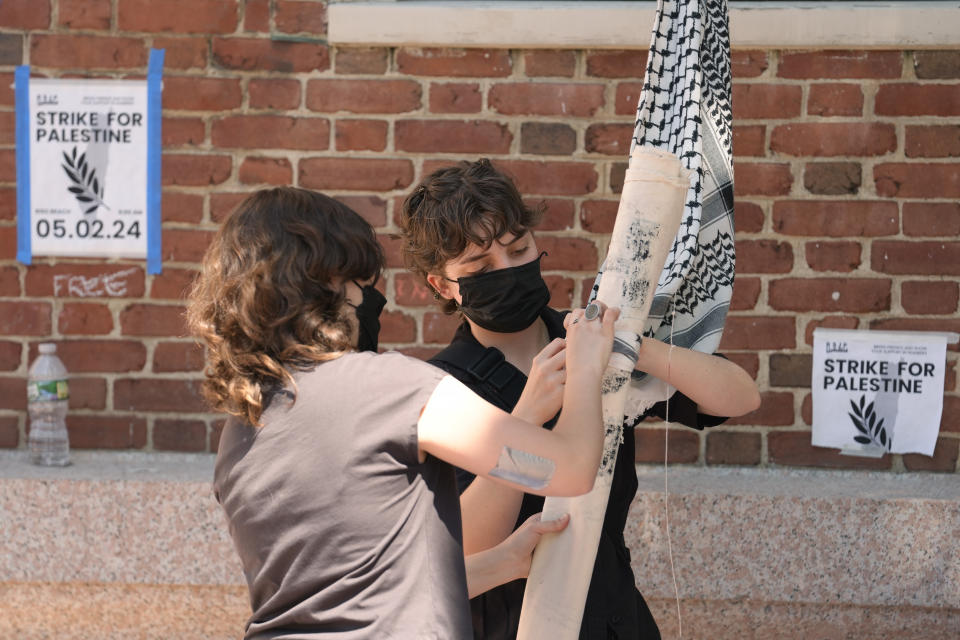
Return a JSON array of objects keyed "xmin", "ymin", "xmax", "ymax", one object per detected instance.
[{"xmin": 399, "ymin": 159, "xmax": 761, "ymax": 640}]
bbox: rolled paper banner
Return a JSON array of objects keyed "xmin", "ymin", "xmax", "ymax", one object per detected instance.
[{"xmin": 516, "ymin": 145, "xmax": 691, "ymax": 640}]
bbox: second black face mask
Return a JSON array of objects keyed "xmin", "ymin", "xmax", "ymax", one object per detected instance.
[{"xmin": 453, "ymin": 252, "xmax": 550, "ymax": 333}]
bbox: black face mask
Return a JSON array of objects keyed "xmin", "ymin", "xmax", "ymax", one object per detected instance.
[
  {"xmin": 451, "ymin": 252, "xmax": 550, "ymax": 333},
  {"xmin": 346, "ymin": 280, "xmax": 386, "ymax": 352}
]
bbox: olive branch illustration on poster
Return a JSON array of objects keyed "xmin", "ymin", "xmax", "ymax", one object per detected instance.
[
  {"xmin": 61, "ymin": 146, "xmax": 109, "ymax": 214},
  {"xmin": 848, "ymin": 394, "xmax": 892, "ymax": 451}
]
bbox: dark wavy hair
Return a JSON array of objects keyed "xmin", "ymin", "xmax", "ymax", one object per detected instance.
[
  {"xmin": 187, "ymin": 187, "xmax": 384, "ymax": 426},
  {"xmin": 398, "ymin": 158, "xmax": 544, "ymax": 313}
]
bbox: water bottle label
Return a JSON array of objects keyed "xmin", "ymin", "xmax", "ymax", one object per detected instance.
[{"xmin": 28, "ymin": 379, "xmax": 70, "ymax": 402}]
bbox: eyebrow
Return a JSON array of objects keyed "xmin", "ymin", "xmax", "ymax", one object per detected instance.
[{"xmin": 459, "ymin": 235, "xmax": 526, "ymax": 265}]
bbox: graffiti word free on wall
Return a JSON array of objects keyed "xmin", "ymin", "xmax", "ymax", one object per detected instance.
[{"xmin": 52, "ymin": 268, "xmax": 138, "ymax": 297}]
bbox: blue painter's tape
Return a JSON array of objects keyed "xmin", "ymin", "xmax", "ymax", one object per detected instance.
[
  {"xmin": 146, "ymin": 49, "xmax": 165, "ymax": 274},
  {"xmin": 15, "ymin": 66, "xmax": 31, "ymax": 265}
]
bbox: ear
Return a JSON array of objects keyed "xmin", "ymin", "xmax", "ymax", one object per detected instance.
[{"xmin": 426, "ymin": 273, "xmax": 454, "ymax": 300}]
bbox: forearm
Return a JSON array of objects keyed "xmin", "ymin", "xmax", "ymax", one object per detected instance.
[
  {"xmin": 634, "ymin": 339, "xmax": 760, "ymax": 417},
  {"xmin": 550, "ymin": 367, "xmax": 605, "ymax": 489},
  {"xmin": 464, "ymin": 545, "xmax": 523, "ymax": 599},
  {"xmin": 460, "ymin": 478, "xmax": 525, "ymax": 555}
]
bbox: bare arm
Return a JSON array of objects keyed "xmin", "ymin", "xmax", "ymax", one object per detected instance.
[{"xmin": 633, "ymin": 338, "xmax": 760, "ymax": 417}]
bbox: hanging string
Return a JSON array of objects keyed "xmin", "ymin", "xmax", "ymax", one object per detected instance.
[{"xmin": 663, "ymin": 297, "xmax": 682, "ymax": 638}]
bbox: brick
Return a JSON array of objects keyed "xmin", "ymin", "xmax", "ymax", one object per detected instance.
[
  {"xmin": 732, "ymin": 83, "xmax": 802, "ymax": 119},
  {"xmin": 875, "ymin": 163, "xmax": 960, "ymax": 199},
  {"xmin": 29, "ymin": 340, "xmax": 146, "ymax": 373},
  {"xmin": 66, "ymin": 415, "xmax": 147, "ymax": 450},
  {"xmin": 0, "ymin": 149, "xmax": 13, "ymax": 183},
  {"xmin": 162, "ymin": 229, "xmax": 215, "ymax": 263},
  {"xmin": 163, "ymin": 76, "xmax": 242, "ymax": 111},
  {"xmin": 238, "ymin": 156, "xmax": 293, "ymax": 185},
  {"xmin": 778, "ymin": 50, "xmax": 902, "ymax": 79},
  {"xmin": 545, "ymin": 276, "xmax": 574, "ymax": 309},
  {"xmin": 153, "ymin": 341, "xmax": 204, "ymax": 373},
  {"xmin": 614, "ymin": 82, "xmax": 643, "ymax": 116},
  {"xmin": 0, "ymin": 226, "xmax": 14, "ymax": 260},
  {"xmin": 31, "ymin": 34, "xmax": 146, "ymax": 69},
  {"xmin": 585, "ymin": 123, "xmax": 632, "ymax": 156},
  {"xmin": 396, "ymin": 48, "xmax": 511, "ymax": 77},
  {"xmin": 423, "ymin": 312, "xmax": 460, "ymax": 344},
  {"xmin": 163, "ymin": 154, "xmax": 231, "ymax": 186},
  {"xmin": 807, "ymin": 83, "xmax": 863, "ymax": 117},
  {"xmin": 735, "ymin": 201, "xmax": 765, "ymax": 233},
  {"xmin": 733, "ymin": 125, "xmax": 765, "ymax": 157},
  {"xmin": 903, "ymin": 202, "xmax": 960, "ymax": 237},
  {"xmin": 306, "ymin": 79, "xmax": 421, "ymax": 114},
  {"xmin": 585, "ymin": 50, "xmax": 647, "ymax": 78},
  {"xmin": 726, "ymin": 391, "xmax": 795, "ymax": 426},
  {"xmin": 0, "ymin": 301, "xmax": 51, "ymax": 336},
  {"xmin": 154, "ymin": 418, "xmax": 207, "ymax": 452},
  {"xmin": 114, "ymin": 378, "xmax": 206, "ymax": 412},
  {"xmin": 0, "ymin": 265, "xmax": 19, "ymax": 295},
  {"xmin": 379, "ymin": 310, "xmax": 416, "ymax": 344},
  {"xmin": 730, "ymin": 276, "xmax": 761, "ymax": 311},
  {"xmin": 706, "ymin": 431, "xmax": 761, "ymax": 466},
  {"xmin": 118, "ymin": 0, "xmax": 238, "ymax": 33},
  {"xmin": 902, "ymin": 281, "xmax": 959, "ymax": 315},
  {"xmin": 162, "ymin": 191, "xmax": 203, "ymax": 224},
  {"xmin": 525, "ymin": 50, "xmax": 576, "ymax": 78},
  {"xmin": 872, "ymin": 241, "xmax": 960, "ymax": 276},
  {"xmin": 394, "ymin": 273, "xmax": 434, "ymax": 307},
  {"xmin": 150, "ymin": 268, "xmax": 198, "ymax": 300},
  {"xmin": 804, "ymin": 316, "xmax": 860, "ymax": 346},
  {"xmin": 720, "ymin": 316, "xmax": 796, "ymax": 350},
  {"xmin": 0, "ymin": 187, "xmax": 15, "ymax": 220},
  {"xmin": 724, "ymin": 352, "xmax": 759, "ymax": 380},
  {"xmin": 731, "ymin": 50, "xmax": 768, "ymax": 78},
  {"xmin": 210, "ymin": 192, "xmax": 247, "ymax": 223},
  {"xmin": 538, "ymin": 237, "xmax": 599, "ymax": 271},
  {"xmin": 769, "ymin": 278, "xmax": 890, "ymax": 312},
  {"xmin": 395, "ymin": 120, "xmax": 511, "ymax": 154},
  {"xmin": 243, "ymin": 0, "xmax": 269, "ymax": 31},
  {"xmin": 0, "ymin": 0, "xmax": 50, "ymax": 29},
  {"xmin": 579, "ymin": 200, "xmax": 618, "ymax": 234},
  {"xmin": 0, "ymin": 415, "xmax": 18, "ymax": 448},
  {"xmin": 905, "ymin": 125, "xmax": 960, "ymax": 158},
  {"xmin": 530, "ymin": 198, "xmax": 575, "ymax": 232},
  {"xmin": 736, "ymin": 239, "xmax": 794, "ymax": 274},
  {"xmin": 68, "ymin": 377, "xmax": 107, "ymax": 410},
  {"xmin": 913, "ymin": 50, "xmax": 960, "ymax": 79},
  {"xmin": 335, "ymin": 47, "xmax": 388, "ymax": 75},
  {"xmin": 773, "ymin": 201, "xmax": 898, "ymax": 237},
  {"xmin": 496, "ymin": 160, "xmax": 598, "ymax": 196},
  {"xmin": 0, "ymin": 74, "xmax": 14, "ymax": 109},
  {"xmin": 249, "ymin": 78, "xmax": 301, "ymax": 110},
  {"xmin": 275, "ymin": 0, "xmax": 326, "ymax": 35},
  {"xmin": 803, "ymin": 162, "xmax": 861, "ymax": 195},
  {"xmin": 0, "ymin": 34, "xmax": 22, "ymax": 66},
  {"xmin": 300, "ymin": 158, "xmax": 414, "ymax": 192},
  {"xmin": 800, "ymin": 393, "xmax": 813, "ymax": 426},
  {"xmin": 26, "ymin": 264, "xmax": 145, "ymax": 298},
  {"xmin": 903, "ymin": 437, "xmax": 959, "ymax": 473},
  {"xmin": 336, "ymin": 196, "xmax": 386, "ymax": 228},
  {"xmin": 162, "ymin": 117, "xmax": 205, "ymax": 147},
  {"xmin": 212, "ymin": 37, "xmax": 329, "ymax": 73},
  {"xmin": 58, "ymin": 303, "xmax": 113, "ymax": 335},
  {"xmin": 805, "ymin": 241, "xmax": 862, "ymax": 272},
  {"xmin": 153, "ymin": 37, "xmax": 208, "ymax": 70},
  {"xmin": 875, "ymin": 83, "xmax": 960, "ymax": 117},
  {"xmin": 733, "ymin": 163, "xmax": 793, "ymax": 196},
  {"xmin": 942, "ymin": 396, "xmax": 960, "ymax": 432},
  {"xmin": 521, "ymin": 123, "xmax": 576, "ymax": 156},
  {"xmin": 489, "ymin": 83, "xmax": 604, "ymax": 117},
  {"xmin": 212, "ymin": 115, "xmax": 329, "ymax": 150},
  {"xmin": 0, "ymin": 377, "xmax": 27, "ymax": 410},
  {"xmin": 0, "ymin": 111, "xmax": 13, "ymax": 145},
  {"xmin": 770, "ymin": 123, "xmax": 896, "ymax": 157},
  {"xmin": 770, "ymin": 431, "xmax": 892, "ymax": 469},
  {"xmin": 429, "ymin": 83, "xmax": 482, "ymax": 114},
  {"xmin": 769, "ymin": 353, "xmax": 812, "ymax": 388},
  {"xmin": 634, "ymin": 428, "xmax": 699, "ymax": 464},
  {"xmin": 0, "ymin": 341, "xmax": 21, "ymax": 371}
]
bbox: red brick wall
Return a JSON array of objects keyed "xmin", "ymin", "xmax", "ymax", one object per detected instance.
[{"xmin": 0, "ymin": 1, "xmax": 957, "ymax": 471}]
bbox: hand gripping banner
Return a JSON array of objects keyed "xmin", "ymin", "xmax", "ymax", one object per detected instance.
[{"xmin": 517, "ymin": 1, "xmax": 735, "ymax": 637}]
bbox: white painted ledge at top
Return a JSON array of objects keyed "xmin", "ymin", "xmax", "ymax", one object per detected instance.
[{"xmin": 328, "ymin": 1, "xmax": 960, "ymax": 50}]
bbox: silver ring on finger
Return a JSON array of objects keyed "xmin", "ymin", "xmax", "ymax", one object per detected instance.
[{"xmin": 584, "ymin": 302, "xmax": 602, "ymax": 321}]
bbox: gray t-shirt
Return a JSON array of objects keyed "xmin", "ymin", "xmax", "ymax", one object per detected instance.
[{"xmin": 214, "ymin": 351, "xmax": 471, "ymax": 639}]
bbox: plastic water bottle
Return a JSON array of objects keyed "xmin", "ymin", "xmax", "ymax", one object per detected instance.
[{"xmin": 27, "ymin": 343, "xmax": 71, "ymax": 466}]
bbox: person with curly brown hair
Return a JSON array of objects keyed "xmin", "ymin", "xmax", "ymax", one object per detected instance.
[{"xmin": 187, "ymin": 186, "xmax": 618, "ymax": 639}]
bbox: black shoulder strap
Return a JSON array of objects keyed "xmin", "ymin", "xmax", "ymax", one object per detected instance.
[{"xmin": 429, "ymin": 342, "xmax": 524, "ymax": 411}]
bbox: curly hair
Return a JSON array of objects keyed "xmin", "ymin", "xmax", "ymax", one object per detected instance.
[
  {"xmin": 187, "ymin": 187, "xmax": 384, "ymax": 426},
  {"xmin": 398, "ymin": 158, "xmax": 544, "ymax": 314}
]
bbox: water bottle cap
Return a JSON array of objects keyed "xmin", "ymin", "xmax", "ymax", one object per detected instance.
[{"xmin": 39, "ymin": 343, "xmax": 57, "ymax": 354}]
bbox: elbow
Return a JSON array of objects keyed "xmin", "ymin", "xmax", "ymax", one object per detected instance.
[{"xmin": 731, "ymin": 384, "xmax": 762, "ymax": 417}]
